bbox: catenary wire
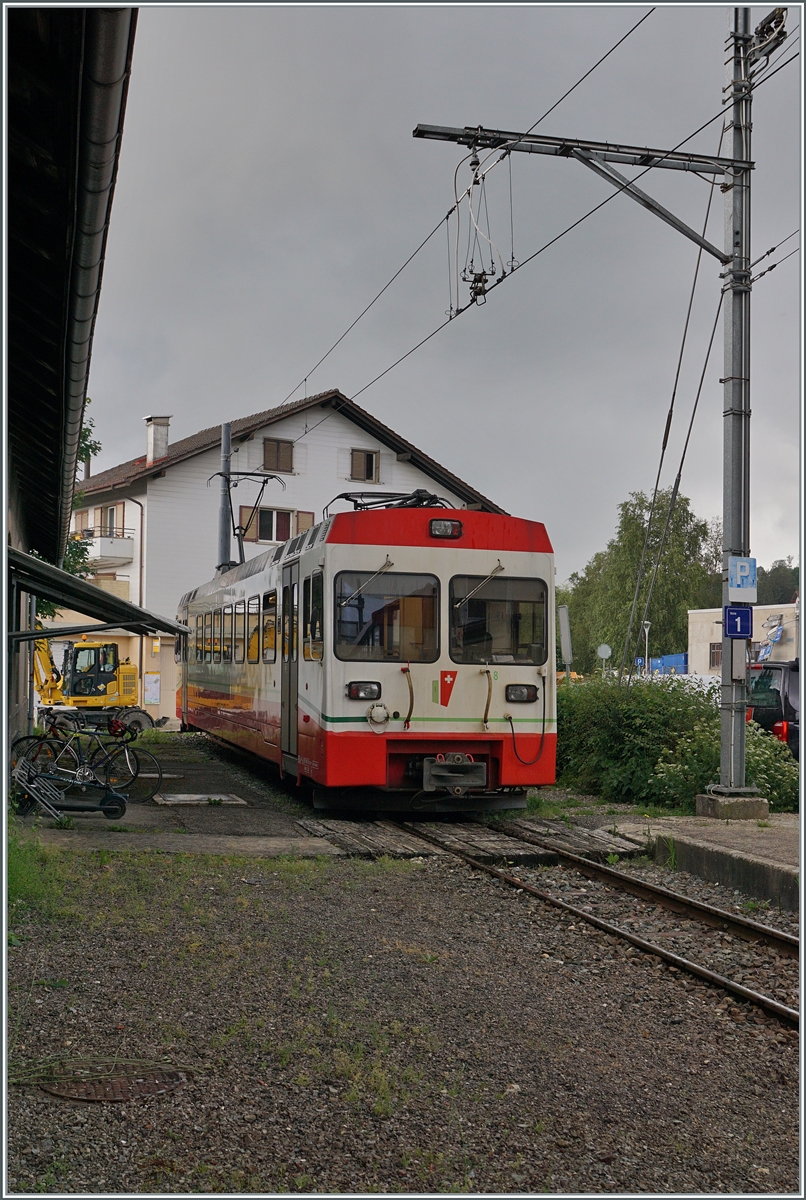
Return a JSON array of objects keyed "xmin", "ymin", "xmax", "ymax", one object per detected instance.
[
  {"xmin": 335, "ymin": 102, "xmax": 762, "ymax": 415},
  {"xmin": 290, "ymin": 11, "xmax": 659, "ymax": 438}
]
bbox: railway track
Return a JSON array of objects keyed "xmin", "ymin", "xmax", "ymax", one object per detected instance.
[{"xmin": 395, "ymin": 820, "xmax": 800, "ymax": 1029}]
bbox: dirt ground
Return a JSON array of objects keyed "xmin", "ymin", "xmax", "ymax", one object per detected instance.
[{"xmin": 7, "ymin": 843, "xmax": 800, "ymax": 1195}]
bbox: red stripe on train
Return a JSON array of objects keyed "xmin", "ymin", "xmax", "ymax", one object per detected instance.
[{"xmin": 326, "ymin": 509, "xmax": 553, "ymax": 553}]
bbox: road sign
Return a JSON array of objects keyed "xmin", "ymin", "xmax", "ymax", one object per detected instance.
[
  {"xmin": 635, "ymin": 656, "xmax": 644, "ymax": 667},
  {"xmin": 597, "ymin": 644, "xmax": 612, "ymax": 660},
  {"xmin": 724, "ymin": 605, "xmax": 752, "ymax": 639},
  {"xmin": 728, "ymin": 556, "xmax": 757, "ymax": 603}
]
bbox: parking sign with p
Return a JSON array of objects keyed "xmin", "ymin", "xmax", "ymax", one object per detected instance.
[{"xmin": 728, "ymin": 556, "xmax": 757, "ymax": 603}]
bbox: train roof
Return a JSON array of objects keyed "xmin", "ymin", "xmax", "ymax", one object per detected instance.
[{"xmin": 179, "ymin": 507, "xmax": 552, "ymax": 606}]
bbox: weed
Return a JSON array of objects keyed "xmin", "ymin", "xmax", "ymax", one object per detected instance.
[
  {"xmin": 659, "ymin": 836, "xmax": 677, "ymax": 871},
  {"xmin": 757, "ymin": 820, "xmax": 772, "ymax": 828},
  {"xmin": 207, "ymin": 797, "xmax": 223, "ymax": 806},
  {"xmin": 606, "ymin": 853, "xmax": 620, "ymax": 866},
  {"xmin": 741, "ymin": 898, "xmax": 771, "ymax": 914},
  {"xmin": 52, "ymin": 815, "xmax": 75, "ymax": 830},
  {"xmin": 106, "ymin": 824, "xmax": 130, "ymax": 833}
]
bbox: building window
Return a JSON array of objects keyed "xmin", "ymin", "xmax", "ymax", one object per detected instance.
[
  {"xmin": 350, "ymin": 449, "xmax": 378, "ymax": 482},
  {"xmin": 709, "ymin": 643, "xmax": 722, "ymax": 669},
  {"xmin": 241, "ymin": 507, "xmax": 292, "ymax": 543},
  {"xmin": 263, "ymin": 438, "xmax": 294, "ymax": 473}
]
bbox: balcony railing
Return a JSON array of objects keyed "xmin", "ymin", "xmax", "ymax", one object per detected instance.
[{"xmin": 72, "ymin": 526, "xmax": 136, "ymax": 540}]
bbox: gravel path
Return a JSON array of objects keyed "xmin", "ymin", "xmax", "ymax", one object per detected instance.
[{"xmin": 7, "ymin": 850, "xmax": 799, "ymax": 1194}]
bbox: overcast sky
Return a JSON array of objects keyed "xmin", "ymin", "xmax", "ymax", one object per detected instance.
[{"xmin": 87, "ymin": 3, "xmax": 801, "ymax": 582}]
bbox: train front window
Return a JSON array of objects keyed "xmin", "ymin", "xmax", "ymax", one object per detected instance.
[
  {"xmin": 334, "ymin": 572, "xmax": 439, "ymax": 663},
  {"xmin": 450, "ymin": 576, "xmax": 547, "ymax": 665}
]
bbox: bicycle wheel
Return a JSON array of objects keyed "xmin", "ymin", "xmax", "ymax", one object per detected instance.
[
  {"xmin": 111, "ymin": 748, "xmax": 163, "ymax": 803},
  {"xmin": 22, "ymin": 739, "xmax": 81, "ymax": 791},
  {"xmin": 103, "ymin": 745, "xmax": 139, "ymax": 793},
  {"xmin": 10, "ymin": 735, "xmax": 43, "ymax": 772}
]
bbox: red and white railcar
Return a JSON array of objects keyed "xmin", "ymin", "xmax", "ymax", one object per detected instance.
[{"xmin": 177, "ymin": 498, "xmax": 556, "ymax": 811}]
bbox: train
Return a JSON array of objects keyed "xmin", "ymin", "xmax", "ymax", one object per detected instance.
[{"xmin": 176, "ymin": 493, "xmax": 556, "ymax": 811}]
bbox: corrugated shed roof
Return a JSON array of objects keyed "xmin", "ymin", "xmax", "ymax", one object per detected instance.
[{"xmin": 81, "ymin": 390, "xmax": 506, "ymax": 513}]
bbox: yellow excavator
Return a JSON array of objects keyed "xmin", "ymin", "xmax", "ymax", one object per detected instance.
[{"xmin": 33, "ymin": 628, "xmax": 153, "ymax": 731}]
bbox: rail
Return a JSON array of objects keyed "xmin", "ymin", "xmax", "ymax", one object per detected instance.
[{"xmin": 396, "ymin": 822, "xmax": 799, "ymax": 1028}]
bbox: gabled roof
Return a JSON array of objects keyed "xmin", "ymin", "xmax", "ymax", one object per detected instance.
[{"xmin": 81, "ymin": 389, "xmax": 506, "ymax": 513}]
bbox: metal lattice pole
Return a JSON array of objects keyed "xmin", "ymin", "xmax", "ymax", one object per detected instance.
[{"xmin": 720, "ymin": 7, "xmax": 752, "ymax": 789}]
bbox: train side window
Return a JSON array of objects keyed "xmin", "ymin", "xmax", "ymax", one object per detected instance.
[
  {"xmin": 204, "ymin": 612, "xmax": 212, "ymax": 663},
  {"xmin": 213, "ymin": 609, "xmax": 222, "ymax": 664},
  {"xmin": 223, "ymin": 605, "xmax": 233, "ymax": 662},
  {"xmin": 262, "ymin": 591, "xmax": 277, "ymax": 664},
  {"xmin": 282, "ymin": 587, "xmax": 290, "ymax": 662},
  {"xmin": 234, "ymin": 600, "xmax": 246, "ymax": 663},
  {"xmin": 306, "ymin": 572, "xmax": 323, "ymax": 661},
  {"xmin": 196, "ymin": 615, "xmax": 203, "ymax": 662},
  {"xmin": 302, "ymin": 577, "xmax": 311, "ymax": 661},
  {"xmin": 247, "ymin": 596, "xmax": 260, "ymax": 664},
  {"xmin": 292, "ymin": 582, "xmax": 298, "ymax": 662}
]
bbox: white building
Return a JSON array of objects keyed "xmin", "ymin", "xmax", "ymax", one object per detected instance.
[
  {"xmin": 56, "ymin": 390, "xmax": 503, "ymax": 722},
  {"xmin": 687, "ymin": 601, "xmax": 800, "ymax": 676}
]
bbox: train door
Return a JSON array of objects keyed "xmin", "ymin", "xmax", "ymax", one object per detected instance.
[
  {"xmin": 178, "ymin": 608, "xmax": 188, "ymax": 725},
  {"xmin": 281, "ymin": 561, "xmax": 299, "ymax": 770}
]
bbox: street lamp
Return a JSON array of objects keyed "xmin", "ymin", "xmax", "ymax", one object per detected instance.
[{"xmin": 642, "ymin": 621, "xmax": 651, "ymax": 677}]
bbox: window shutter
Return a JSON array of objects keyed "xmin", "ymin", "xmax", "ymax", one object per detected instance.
[
  {"xmin": 115, "ymin": 503, "xmax": 125, "ymax": 535},
  {"xmin": 296, "ymin": 511, "xmax": 315, "ymax": 534},
  {"xmin": 240, "ymin": 505, "xmax": 257, "ymax": 542},
  {"xmin": 263, "ymin": 439, "xmax": 277, "ymax": 471},
  {"xmin": 350, "ymin": 449, "xmax": 365, "ymax": 481},
  {"xmin": 94, "ymin": 507, "xmax": 102, "ymax": 535},
  {"xmin": 277, "ymin": 440, "xmax": 293, "ymax": 473}
]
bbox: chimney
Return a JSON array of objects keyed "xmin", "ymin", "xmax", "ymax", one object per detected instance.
[{"xmin": 144, "ymin": 415, "xmax": 171, "ymax": 464}]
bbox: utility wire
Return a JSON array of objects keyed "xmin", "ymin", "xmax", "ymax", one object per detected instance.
[
  {"xmin": 750, "ymin": 229, "xmax": 799, "ymax": 269},
  {"xmin": 286, "ymin": 5, "xmax": 658, "ymax": 409},
  {"xmin": 749, "ymin": 49, "xmax": 799, "ymax": 89},
  {"xmin": 751, "ymin": 245, "xmax": 799, "ymax": 283},
  {"xmin": 335, "ymin": 102, "xmax": 758, "ymax": 415},
  {"xmin": 618, "ymin": 128, "xmax": 724, "ymax": 681},
  {"xmin": 628, "ymin": 290, "xmax": 725, "ymax": 679},
  {"xmin": 279, "ymin": 210, "xmax": 455, "ymax": 406}
]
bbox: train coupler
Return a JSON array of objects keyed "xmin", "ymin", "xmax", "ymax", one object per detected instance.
[{"xmin": 422, "ymin": 752, "xmax": 487, "ymax": 795}]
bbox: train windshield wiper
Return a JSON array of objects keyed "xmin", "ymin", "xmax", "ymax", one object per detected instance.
[
  {"xmin": 339, "ymin": 557, "xmax": 394, "ymax": 608},
  {"xmin": 453, "ymin": 561, "xmax": 505, "ymax": 609}
]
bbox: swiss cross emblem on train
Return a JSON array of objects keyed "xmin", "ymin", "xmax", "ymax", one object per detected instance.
[{"xmin": 440, "ymin": 671, "xmax": 457, "ymax": 707}]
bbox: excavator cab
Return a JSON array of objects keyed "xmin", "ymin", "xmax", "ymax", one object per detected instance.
[{"xmin": 67, "ymin": 642, "xmax": 119, "ymax": 697}]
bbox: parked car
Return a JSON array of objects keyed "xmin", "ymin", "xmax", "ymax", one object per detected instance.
[{"xmin": 748, "ymin": 659, "xmax": 800, "ymax": 761}]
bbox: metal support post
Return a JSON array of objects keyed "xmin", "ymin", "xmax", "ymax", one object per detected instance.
[
  {"xmin": 720, "ymin": 7, "xmax": 752, "ymax": 790},
  {"xmin": 217, "ymin": 423, "xmax": 232, "ymax": 574}
]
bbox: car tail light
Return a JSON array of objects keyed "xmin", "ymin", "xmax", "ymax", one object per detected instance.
[
  {"xmin": 429, "ymin": 519, "xmax": 462, "ymax": 539},
  {"xmin": 505, "ymin": 684, "xmax": 538, "ymax": 703},
  {"xmin": 347, "ymin": 681, "xmax": 381, "ymax": 700},
  {"xmin": 772, "ymin": 720, "xmax": 789, "ymax": 745}
]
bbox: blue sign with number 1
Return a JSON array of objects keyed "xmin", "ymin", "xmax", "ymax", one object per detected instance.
[{"xmin": 724, "ymin": 605, "xmax": 752, "ymax": 639}]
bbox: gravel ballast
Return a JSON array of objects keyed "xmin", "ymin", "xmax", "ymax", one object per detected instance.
[{"xmin": 6, "ymin": 847, "xmax": 800, "ymax": 1194}]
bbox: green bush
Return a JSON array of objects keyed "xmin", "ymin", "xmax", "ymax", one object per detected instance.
[
  {"xmin": 556, "ymin": 676, "xmax": 720, "ymax": 804},
  {"xmin": 648, "ymin": 717, "xmax": 799, "ymax": 812}
]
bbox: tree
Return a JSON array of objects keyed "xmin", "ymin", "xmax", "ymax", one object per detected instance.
[
  {"xmin": 757, "ymin": 557, "xmax": 799, "ymax": 605},
  {"xmin": 561, "ymin": 489, "xmax": 716, "ymax": 673}
]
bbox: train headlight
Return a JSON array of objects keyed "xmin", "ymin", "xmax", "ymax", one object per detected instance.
[
  {"xmin": 347, "ymin": 681, "xmax": 382, "ymax": 700},
  {"xmin": 429, "ymin": 518, "xmax": 463, "ymax": 539},
  {"xmin": 505, "ymin": 684, "xmax": 538, "ymax": 703}
]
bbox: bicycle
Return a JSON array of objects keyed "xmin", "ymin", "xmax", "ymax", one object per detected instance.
[{"xmin": 12, "ymin": 716, "xmax": 163, "ymax": 803}]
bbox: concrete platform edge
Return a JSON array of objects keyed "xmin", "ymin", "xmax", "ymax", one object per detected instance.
[{"xmin": 653, "ymin": 833, "xmax": 799, "ymax": 911}]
